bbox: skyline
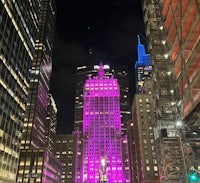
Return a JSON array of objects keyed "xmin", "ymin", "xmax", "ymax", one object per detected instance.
[
  {"xmin": 51, "ymin": 0, "xmax": 145, "ymax": 134},
  {"xmin": 0, "ymin": 0, "xmax": 199, "ymax": 182}
]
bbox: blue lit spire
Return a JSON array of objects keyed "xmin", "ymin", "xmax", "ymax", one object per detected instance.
[{"xmin": 135, "ymin": 35, "xmax": 151, "ymax": 69}]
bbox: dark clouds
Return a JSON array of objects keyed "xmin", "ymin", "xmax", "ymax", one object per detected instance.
[{"xmin": 51, "ymin": 0, "xmax": 145, "ymax": 134}]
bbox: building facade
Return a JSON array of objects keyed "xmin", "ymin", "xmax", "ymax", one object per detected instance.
[
  {"xmin": 75, "ymin": 63, "xmax": 129, "ymax": 183},
  {"xmin": 0, "ymin": 0, "xmax": 42, "ymax": 182},
  {"xmin": 16, "ymin": 1, "xmax": 62, "ymax": 182},
  {"xmin": 74, "ymin": 64, "xmax": 131, "ymax": 134},
  {"xmin": 160, "ymin": 0, "xmax": 200, "ymax": 118},
  {"xmin": 127, "ymin": 120, "xmax": 137, "ymax": 183},
  {"xmin": 21, "ymin": 0, "xmax": 56, "ymax": 150},
  {"xmin": 45, "ymin": 94, "xmax": 57, "ymax": 153},
  {"xmin": 141, "ymin": 0, "xmax": 198, "ymax": 182},
  {"xmin": 131, "ymin": 95, "xmax": 159, "ymax": 183},
  {"xmin": 17, "ymin": 149, "xmax": 61, "ymax": 183},
  {"xmin": 159, "ymin": 0, "xmax": 200, "ymax": 170},
  {"xmin": 128, "ymin": 36, "xmax": 158, "ymax": 183},
  {"xmin": 134, "ymin": 35, "xmax": 152, "ymax": 94},
  {"xmin": 54, "ymin": 134, "xmax": 76, "ymax": 183}
]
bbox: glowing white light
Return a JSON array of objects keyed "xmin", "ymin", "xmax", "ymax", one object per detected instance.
[
  {"xmin": 164, "ymin": 54, "xmax": 169, "ymax": 59},
  {"xmin": 159, "ymin": 26, "xmax": 164, "ymax": 30},
  {"xmin": 94, "ymin": 65, "xmax": 110, "ymax": 69},
  {"xmin": 101, "ymin": 158, "xmax": 106, "ymax": 167},
  {"xmin": 176, "ymin": 120, "xmax": 182, "ymax": 127},
  {"xmin": 171, "ymin": 102, "xmax": 175, "ymax": 106},
  {"xmin": 161, "ymin": 40, "xmax": 166, "ymax": 45},
  {"xmin": 167, "ymin": 71, "xmax": 171, "ymax": 75}
]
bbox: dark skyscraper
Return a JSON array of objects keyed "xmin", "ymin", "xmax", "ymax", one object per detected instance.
[
  {"xmin": 0, "ymin": 1, "xmax": 42, "ymax": 182},
  {"xmin": 21, "ymin": 0, "xmax": 56, "ymax": 149},
  {"xmin": 16, "ymin": 1, "xmax": 61, "ymax": 182},
  {"xmin": 74, "ymin": 64, "xmax": 131, "ymax": 134}
]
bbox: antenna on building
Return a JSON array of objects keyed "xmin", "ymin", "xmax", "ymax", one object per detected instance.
[{"xmin": 137, "ymin": 35, "xmax": 141, "ymax": 44}]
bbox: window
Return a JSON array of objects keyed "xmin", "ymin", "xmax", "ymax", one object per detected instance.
[
  {"xmin": 146, "ymin": 166, "xmax": 150, "ymax": 171},
  {"xmin": 154, "ymin": 166, "xmax": 158, "ymax": 171}
]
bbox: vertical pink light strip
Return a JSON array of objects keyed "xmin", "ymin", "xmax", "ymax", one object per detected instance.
[{"xmin": 82, "ymin": 63, "xmax": 125, "ymax": 182}]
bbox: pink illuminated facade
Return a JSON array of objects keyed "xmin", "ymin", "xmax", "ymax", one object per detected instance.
[{"xmin": 78, "ymin": 63, "xmax": 127, "ymax": 183}]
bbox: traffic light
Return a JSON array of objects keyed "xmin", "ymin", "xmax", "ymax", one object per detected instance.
[{"xmin": 189, "ymin": 171, "xmax": 198, "ymax": 182}]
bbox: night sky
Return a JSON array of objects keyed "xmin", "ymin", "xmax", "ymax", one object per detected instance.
[{"xmin": 51, "ymin": 0, "xmax": 145, "ymax": 134}]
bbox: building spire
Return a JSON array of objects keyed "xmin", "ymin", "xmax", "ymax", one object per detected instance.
[
  {"xmin": 137, "ymin": 34, "xmax": 141, "ymax": 45},
  {"xmin": 134, "ymin": 35, "xmax": 151, "ymax": 69},
  {"xmin": 98, "ymin": 62, "xmax": 105, "ymax": 77}
]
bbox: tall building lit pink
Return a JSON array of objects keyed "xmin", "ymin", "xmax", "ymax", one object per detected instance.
[{"xmin": 82, "ymin": 63, "xmax": 126, "ymax": 182}]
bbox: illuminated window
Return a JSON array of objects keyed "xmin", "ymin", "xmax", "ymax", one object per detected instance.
[{"xmin": 154, "ymin": 166, "xmax": 158, "ymax": 171}]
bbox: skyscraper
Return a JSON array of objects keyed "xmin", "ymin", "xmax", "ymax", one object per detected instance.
[
  {"xmin": 131, "ymin": 95, "xmax": 159, "ymax": 183},
  {"xmin": 74, "ymin": 64, "xmax": 131, "ymax": 134},
  {"xmin": 0, "ymin": 1, "xmax": 41, "ymax": 182},
  {"xmin": 128, "ymin": 36, "xmax": 158, "ymax": 183},
  {"xmin": 134, "ymin": 35, "xmax": 152, "ymax": 94},
  {"xmin": 21, "ymin": 0, "xmax": 56, "ymax": 149},
  {"xmin": 76, "ymin": 63, "xmax": 128, "ymax": 182},
  {"xmin": 16, "ymin": 1, "xmax": 62, "ymax": 182}
]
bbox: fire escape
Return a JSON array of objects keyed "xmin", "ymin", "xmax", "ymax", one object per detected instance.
[{"xmin": 142, "ymin": 0, "xmax": 189, "ymax": 182}]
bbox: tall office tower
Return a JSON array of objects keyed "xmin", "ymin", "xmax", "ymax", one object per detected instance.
[
  {"xmin": 74, "ymin": 64, "xmax": 131, "ymax": 134},
  {"xmin": 54, "ymin": 134, "xmax": 76, "ymax": 183},
  {"xmin": 141, "ymin": 0, "xmax": 191, "ymax": 182},
  {"xmin": 21, "ymin": 0, "xmax": 56, "ymax": 149},
  {"xmin": 127, "ymin": 37, "xmax": 158, "ymax": 183},
  {"xmin": 0, "ymin": 1, "xmax": 41, "ymax": 182},
  {"xmin": 131, "ymin": 95, "xmax": 159, "ymax": 183},
  {"xmin": 76, "ymin": 63, "xmax": 128, "ymax": 183},
  {"xmin": 45, "ymin": 94, "xmax": 57, "ymax": 153},
  {"xmin": 17, "ymin": 1, "xmax": 61, "ymax": 182},
  {"xmin": 134, "ymin": 35, "xmax": 152, "ymax": 94},
  {"xmin": 17, "ymin": 149, "xmax": 61, "ymax": 183}
]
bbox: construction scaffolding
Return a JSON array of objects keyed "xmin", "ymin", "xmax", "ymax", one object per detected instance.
[{"xmin": 141, "ymin": 0, "xmax": 192, "ymax": 182}]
